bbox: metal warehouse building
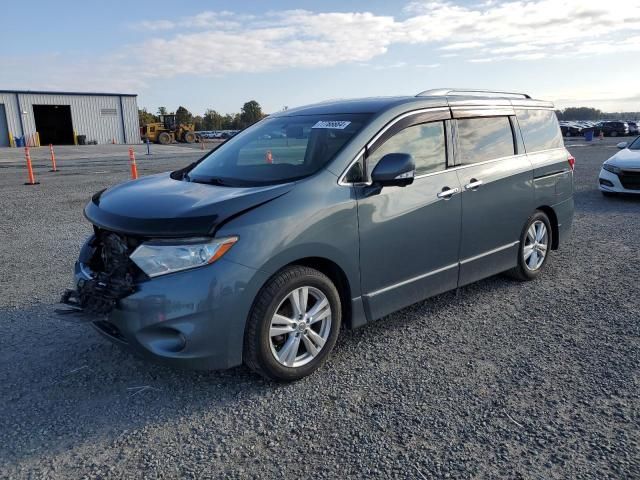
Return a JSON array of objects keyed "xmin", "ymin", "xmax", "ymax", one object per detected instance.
[{"xmin": 0, "ymin": 90, "xmax": 140, "ymax": 147}]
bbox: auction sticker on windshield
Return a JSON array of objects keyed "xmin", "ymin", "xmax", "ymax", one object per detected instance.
[{"xmin": 312, "ymin": 120, "xmax": 351, "ymax": 129}]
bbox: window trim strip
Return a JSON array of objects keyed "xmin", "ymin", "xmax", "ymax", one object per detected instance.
[{"xmin": 338, "ymin": 107, "xmax": 450, "ymax": 185}]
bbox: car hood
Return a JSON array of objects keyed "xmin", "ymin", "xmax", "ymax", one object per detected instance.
[
  {"xmin": 85, "ymin": 172, "xmax": 293, "ymax": 237},
  {"xmin": 606, "ymin": 149, "xmax": 640, "ymax": 169}
]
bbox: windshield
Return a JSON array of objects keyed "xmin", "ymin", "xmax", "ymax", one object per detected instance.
[
  {"xmin": 187, "ymin": 113, "xmax": 371, "ymax": 186},
  {"xmin": 629, "ymin": 136, "xmax": 640, "ymax": 150}
]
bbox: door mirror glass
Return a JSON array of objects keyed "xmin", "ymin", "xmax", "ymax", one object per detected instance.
[
  {"xmin": 617, "ymin": 142, "xmax": 628, "ymax": 149},
  {"xmin": 370, "ymin": 153, "xmax": 415, "ymax": 187}
]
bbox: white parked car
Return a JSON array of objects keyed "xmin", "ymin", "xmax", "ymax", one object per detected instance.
[{"xmin": 599, "ymin": 137, "xmax": 640, "ymax": 196}]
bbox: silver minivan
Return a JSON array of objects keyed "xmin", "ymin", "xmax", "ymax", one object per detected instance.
[{"xmin": 63, "ymin": 89, "xmax": 575, "ymax": 381}]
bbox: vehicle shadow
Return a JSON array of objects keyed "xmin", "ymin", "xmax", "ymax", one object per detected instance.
[
  {"xmin": 0, "ymin": 195, "xmax": 615, "ymax": 469},
  {"xmin": 573, "ymin": 188, "xmax": 640, "ymax": 214},
  {"xmin": 1, "ymin": 283, "xmax": 468, "ymax": 467}
]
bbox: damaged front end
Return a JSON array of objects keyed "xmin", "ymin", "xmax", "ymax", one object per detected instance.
[{"xmin": 59, "ymin": 230, "xmax": 146, "ymax": 316}]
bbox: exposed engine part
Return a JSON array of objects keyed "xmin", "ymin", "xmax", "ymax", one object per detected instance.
[{"xmin": 60, "ymin": 231, "xmax": 138, "ymax": 315}]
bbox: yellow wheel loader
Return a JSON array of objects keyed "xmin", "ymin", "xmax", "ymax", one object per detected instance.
[{"xmin": 141, "ymin": 114, "xmax": 197, "ymax": 145}]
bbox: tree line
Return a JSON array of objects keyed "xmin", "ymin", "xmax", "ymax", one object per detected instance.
[
  {"xmin": 138, "ymin": 100, "xmax": 266, "ymax": 131},
  {"xmin": 556, "ymin": 107, "xmax": 640, "ymax": 121},
  {"xmin": 138, "ymin": 102, "xmax": 639, "ymax": 127}
]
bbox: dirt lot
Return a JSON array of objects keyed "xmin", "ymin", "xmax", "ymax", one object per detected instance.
[{"xmin": 0, "ymin": 139, "xmax": 638, "ymax": 479}]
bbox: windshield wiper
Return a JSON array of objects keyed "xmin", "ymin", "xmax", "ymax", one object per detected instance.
[{"xmin": 190, "ymin": 176, "xmax": 236, "ymax": 187}]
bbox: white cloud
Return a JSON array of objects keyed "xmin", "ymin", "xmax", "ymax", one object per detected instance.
[
  {"xmin": 469, "ymin": 58, "xmax": 496, "ymax": 63},
  {"xmin": 136, "ymin": 19, "xmax": 175, "ymax": 31},
  {"xmin": 440, "ymin": 42, "xmax": 484, "ymax": 50},
  {"xmin": 8, "ymin": 1, "xmax": 640, "ymax": 101},
  {"xmin": 374, "ymin": 62, "xmax": 409, "ymax": 70},
  {"xmin": 489, "ymin": 44, "xmax": 543, "ymax": 54},
  {"xmin": 124, "ymin": 1, "xmax": 640, "ymax": 79},
  {"xmin": 132, "ymin": 11, "xmax": 244, "ymax": 31}
]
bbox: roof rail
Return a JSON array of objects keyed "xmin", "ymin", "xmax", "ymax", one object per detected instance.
[{"xmin": 416, "ymin": 88, "xmax": 531, "ymax": 99}]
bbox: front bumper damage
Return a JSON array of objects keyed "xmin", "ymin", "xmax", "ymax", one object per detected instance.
[
  {"xmin": 59, "ymin": 229, "xmax": 269, "ymax": 370},
  {"xmin": 59, "ymin": 231, "xmax": 141, "ymax": 317}
]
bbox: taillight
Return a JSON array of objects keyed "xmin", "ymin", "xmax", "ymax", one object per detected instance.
[{"xmin": 568, "ymin": 153, "xmax": 575, "ymax": 171}]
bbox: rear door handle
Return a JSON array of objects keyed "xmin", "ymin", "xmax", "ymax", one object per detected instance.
[
  {"xmin": 464, "ymin": 179, "xmax": 483, "ymax": 190},
  {"xmin": 437, "ymin": 187, "xmax": 460, "ymax": 199}
]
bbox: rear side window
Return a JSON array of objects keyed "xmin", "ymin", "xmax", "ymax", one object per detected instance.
[
  {"xmin": 367, "ymin": 121, "xmax": 446, "ymax": 176},
  {"xmin": 516, "ymin": 109, "xmax": 563, "ymax": 153},
  {"xmin": 456, "ymin": 117, "xmax": 515, "ymax": 165}
]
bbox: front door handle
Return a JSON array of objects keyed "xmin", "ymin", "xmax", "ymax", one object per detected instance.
[
  {"xmin": 437, "ymin": 187, "xmax": 460, "ymax": 199},
  {"xmin": 464, "ymin": 178, "xmax": 483, "ymax": 190}
]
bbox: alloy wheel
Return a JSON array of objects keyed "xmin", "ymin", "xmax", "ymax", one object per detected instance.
[
  {"xmin": 269, "ymin": 286, "xmax": 332, "ymax": 367},
  {"xmin": 523, "ymin": 220, "xmax": 548, "ymax": 271}
]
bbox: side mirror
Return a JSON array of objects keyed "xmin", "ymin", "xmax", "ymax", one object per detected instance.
[
  {"xmin": 370, "ymin": 153, "xmax": 415, "ymax": 188},
  {"xmin": 617, "ymin": 142, "xmax": 628, "ymax": 149}
]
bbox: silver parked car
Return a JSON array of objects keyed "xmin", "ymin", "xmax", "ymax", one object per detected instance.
[{"xmin": 62, "ymin": 88, "xmax": 575, "ymax": 381}]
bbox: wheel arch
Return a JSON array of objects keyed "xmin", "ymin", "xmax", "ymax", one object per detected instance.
[
  {"xmin": 535, "ymin": 205, "xmax": 559, "ymax": 250},
  {"xmin": 251, "ymin": 256, "xmax": 355, "ymax": 330},
  {"xmin": 281, "ymin": 257, "xmax": 353, "ymax": 329}
]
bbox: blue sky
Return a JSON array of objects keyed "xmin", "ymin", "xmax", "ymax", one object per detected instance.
[{"xmin": 3, "ymin": 0, "xmax": 640, "ymax": 115}]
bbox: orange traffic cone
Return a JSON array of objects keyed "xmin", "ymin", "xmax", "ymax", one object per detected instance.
[
  {"xmin": 49, "ymin": 144, "xmax": 59, "ymax": 172},
  {"xmin": 128, "ymin": 148, "xmax": 139, "ymax": 179},
  {"xmin": 24, "ymin": 147, "xmax": 39, "ymax": 185}
]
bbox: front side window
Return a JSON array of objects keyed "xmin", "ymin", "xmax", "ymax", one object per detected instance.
[
  {"xmin": 456, "ymin": 116, "xmax": 515, "ymax": 165},
  {"xmin": 188, "ymin": 113, "xmax": 371, "ymax": 186},
  {"xmin": 516, "ymin": 109, "xmax": 564, "ymax": 153},
  {"xmin": 367, "ymin": 122, "xmax": 446, "ymax": 177}
]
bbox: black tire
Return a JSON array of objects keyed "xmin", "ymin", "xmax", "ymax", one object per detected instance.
[
  {"xmin": 507, "ymin": 211, "xmax": 552, "ymax": 281},
  {"xmin": 244, "ymin": 265, "xmax": 341, "ymax": 381},
  {"xmin": 158, "ymin": 132, "xmax": 172, "ymax": 145},
  {"xmin": 183, "ymin": 132, "xmax": 196, "ymax": 143}
]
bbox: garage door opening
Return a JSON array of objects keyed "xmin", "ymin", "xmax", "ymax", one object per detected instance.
[
  {"xmin": 0, "ymin": 104, "xmax": 9, "ymax": 147},
  {"xmin": 33, "ymin": 105, "xmax": 74, "ymax": 145}
]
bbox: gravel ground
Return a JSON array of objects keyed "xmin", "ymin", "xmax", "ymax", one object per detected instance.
[{"xmin": 0, "ymin": 139, "xmax": 638, "ymax": 479}]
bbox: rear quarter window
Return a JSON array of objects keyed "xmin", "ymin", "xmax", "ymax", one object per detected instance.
[{"xmin": 516, "ymin": 109, "xmax": 563, "ymax": 153}]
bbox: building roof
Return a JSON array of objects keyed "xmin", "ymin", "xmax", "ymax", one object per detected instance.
[{"xmin": 0, "ymin": 89, "xmax": 137, "ymax": 97}]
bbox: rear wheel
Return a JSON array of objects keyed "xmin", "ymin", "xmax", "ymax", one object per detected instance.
[
  {"xmin": 507, "ymin": 211, "xmax": 552, "ymax": 281},
  {"xmin": 158, "ymin": 132, "xmax": 172, "ymax": 145},
  {"xmin": 244, "ymin": 266, "xmax": 341, "ymax": 381}
]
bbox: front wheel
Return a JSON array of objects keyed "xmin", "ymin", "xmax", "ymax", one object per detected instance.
[
  {"xmin": 244, "ymin": 266, "xmax": 341, "ymax": 381},
  {"xmin": 507, "ymin": 211, "xmax": 552, "ymax": 281},
  {"xmin": 158, "ymin": 132, "xmax": 172, "ymax": 145}
]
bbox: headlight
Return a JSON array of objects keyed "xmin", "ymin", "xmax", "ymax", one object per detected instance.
[
  {"xmin": 603, "ymin": 163, "xmax": 621, "ymax": 174},
  {"xmin": 130, "ymin": 236, "xmax": 238, "ymax": 278}
]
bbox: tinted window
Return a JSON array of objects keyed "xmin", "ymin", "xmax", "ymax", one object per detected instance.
[
  {"xmin": 456, "ymin": 117, "xmax": 515, "ymax": 164},
  {"xmin": 188, "ymin": 113, "xmax": 370, "ymax": 186},
  {"xmin": 516, "ymin": 109, "xmax": 563, "ymax": 153},
  {"xmin": 368, "ymin": 122, "xmax": 446, "ymax": 176}
]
